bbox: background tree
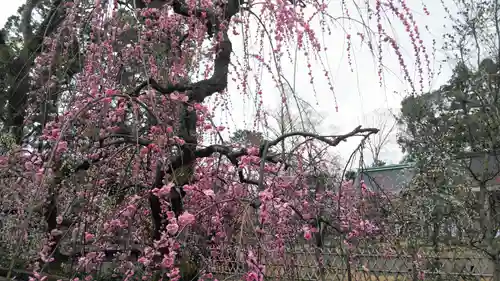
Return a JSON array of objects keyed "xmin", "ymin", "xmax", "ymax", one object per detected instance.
[
  {"xmin": 261, "ymin": 86, "xmax": 342, "ymax": 183},
  {"xmin": 397, "ymin": 0, "xmax": 500, "ymax": 278},
  {"xmin": 345, "ymin": 170, "xmax": 356, "ymax": 182},
  {"xmin": 229, "ymin": 129, "xmax": 264, "ymax": 147},
  {"xmin": 362, "ymin": 108, "xmax": 398, "ymax": 167}
]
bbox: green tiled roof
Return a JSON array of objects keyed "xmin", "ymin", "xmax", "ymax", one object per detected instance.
[
  {"xmin": 360, "ymin": 163, "xmax": 415, "ymax": 173},
  {"xmin": 355, "ymin": 163, "xmax": 415, "ymax": 194},
  {"xmin": 357, "ymin": 152, "xmax": 500, "ymax": 193}
]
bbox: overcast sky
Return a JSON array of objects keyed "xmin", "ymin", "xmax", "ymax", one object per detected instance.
[
  {"xmin": 0, "ymin": 0, "xmax": 459, "ymax": 168},
  {"xmin": 213, "ymin": 0, "xmax": 457, "ymax": 167}
]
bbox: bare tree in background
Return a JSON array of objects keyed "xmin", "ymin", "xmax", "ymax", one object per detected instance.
[
  {"xmin": 362, "ymin": 108, "xmax": 398, "ymax": 167},
  {"xmin": 261, "ymin": 83, "xmax": 331, "ymax": 151},
  {"xmin": 261, "ymin": 86, "xmax": 342, "ymax": 181}
]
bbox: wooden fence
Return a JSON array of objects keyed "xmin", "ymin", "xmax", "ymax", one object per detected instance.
[
  {"xmin": 0, "ymin": 244, "xmax": 496, "ymax": 281},
  {"xmin": 209, "ymin": 244, "xmax": 496, "ymax": 281}
]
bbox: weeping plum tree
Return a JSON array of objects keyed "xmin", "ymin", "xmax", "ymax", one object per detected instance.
[{"xmin": 0, "ymin": 0, "xmax": 431, "ymax": 280}]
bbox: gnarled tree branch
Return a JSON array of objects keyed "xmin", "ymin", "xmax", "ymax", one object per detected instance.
[{"xmin": 147, "ymin": 0, "xmax": 241, "ymax": 243}]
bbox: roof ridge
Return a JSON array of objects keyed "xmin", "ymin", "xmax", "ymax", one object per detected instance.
[{"xmin": 359, "ymin": 163, "xmax": 414, "ymax": 173}]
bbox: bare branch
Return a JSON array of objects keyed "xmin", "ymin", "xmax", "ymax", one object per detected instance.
[{"xmin": 266, "ymin": 125, "xmax": 379, "ymax": 149}]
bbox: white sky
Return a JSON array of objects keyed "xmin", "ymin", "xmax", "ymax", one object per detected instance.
[
  {"xmin": 213, "ymin": 0, "xmax": 457, "ymax": 167},
  {"xmin": 0, "ymin": 0, "xmax": 459, "ymax": 168}
]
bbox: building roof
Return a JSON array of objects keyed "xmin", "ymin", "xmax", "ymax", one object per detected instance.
[
  {"xmin": 355, "ymin": 163, "xmax": 415, "ymax": 194},
  {"xmin": 355, "ymin": 152, "xmax": 500, "ymax": 193}
]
